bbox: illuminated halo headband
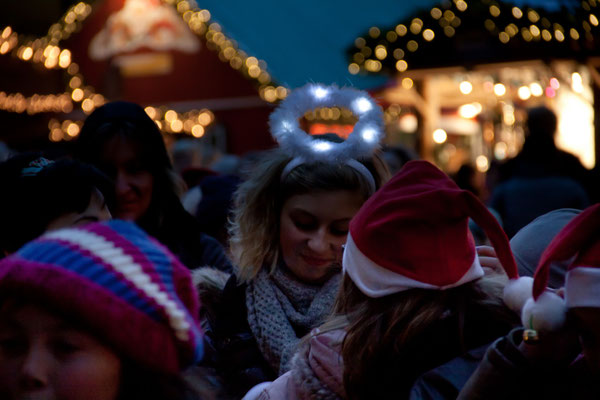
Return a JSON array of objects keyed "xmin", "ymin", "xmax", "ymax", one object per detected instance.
[{"xmin": 269, "ymin": 84, "xmax": 384, "ymax": 194}]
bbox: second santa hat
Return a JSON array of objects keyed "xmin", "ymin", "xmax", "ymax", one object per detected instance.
[{"xmin": 343, "ymin": 160, "xmax": 520, "ymax": 297}]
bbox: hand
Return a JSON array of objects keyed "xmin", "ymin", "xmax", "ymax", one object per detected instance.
[{"xmin": 476, "ymin": 246, "xmax": 506, "ymax": 277}]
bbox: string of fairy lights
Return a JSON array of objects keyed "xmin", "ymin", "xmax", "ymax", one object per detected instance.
[
  {"xmin": 350, "ymin": 0, "xmax": 600, "ymax": 76},
  {"xmin": 0, "ymin": 0, "xmax": 288, "ymax": 142}
]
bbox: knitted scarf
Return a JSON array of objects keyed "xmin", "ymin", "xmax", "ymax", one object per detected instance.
[{"xmin": 246, "ymin": 266, "xmax": 341, "ymax": 374}]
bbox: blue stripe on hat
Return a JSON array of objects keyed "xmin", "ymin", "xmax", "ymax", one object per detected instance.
[{"xmin": 17, "ymin": 240, "xmax": 163, "ymax": 321}]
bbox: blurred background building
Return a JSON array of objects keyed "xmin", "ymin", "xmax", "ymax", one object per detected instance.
[{"xmin": 1, "ymin": 0, "xmax": 598, "ymax": 174}]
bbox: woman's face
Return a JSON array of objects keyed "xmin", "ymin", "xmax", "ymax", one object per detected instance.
[
  {"xmin": 45, "ymin": 188, "xmax": 112, "ymax": 231},
  {"xmin": 0, "ymin": 303, "xmax": 121, "ymax": 400},
  {"xmin": 279, "ymin": 190, "xmax": 365, "ymax": 284},
  {"xmin": 100, "ymin": 136, "xmax": 154, "ymax": 221}
]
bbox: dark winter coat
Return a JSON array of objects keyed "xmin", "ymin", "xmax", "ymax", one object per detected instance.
[{"xmin": 457, "ymin": 328, "xmax": 600, "ymax": 400}]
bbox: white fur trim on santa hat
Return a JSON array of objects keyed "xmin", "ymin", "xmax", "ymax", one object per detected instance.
[
  {"xmin": 521, "ymin": 291, "xmax": 567, "ymax": 332},
  {"xmin": 566, "ymin": 267, "xmax": 600, "ymax": 308},
  {"xmin": 503, "ymin": 276, "xmax": 534, "ymax": 314},
  {"xmin": 342, "ymin": 234, "xmax": 485, "ymax": 298}
]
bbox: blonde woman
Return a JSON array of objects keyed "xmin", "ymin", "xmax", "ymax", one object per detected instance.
[{"xmin": 202, "ymin": 85, "xmax": 390, "ymax": 397}]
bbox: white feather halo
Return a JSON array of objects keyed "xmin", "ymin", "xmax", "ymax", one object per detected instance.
[{"xmin": 269, "ymin": 83, "xmax": 384, "ymax": 163}]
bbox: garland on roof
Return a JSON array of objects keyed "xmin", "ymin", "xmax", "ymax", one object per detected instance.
[
  {"xmin": 0, "ymin": 0, "xmax": 287, "ymax": 142},
  {"xmin": 349, "ymin": 0, "xmax": 600, "ymax": 75}
]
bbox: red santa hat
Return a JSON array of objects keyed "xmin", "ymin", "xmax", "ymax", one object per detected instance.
[
  {"xmin": 343, "ymin": 160, "xmax": 520, "ymax": 297},
  {"xmin": 520, "ymin": 203, "xmax": 600, "ymax": 333}
]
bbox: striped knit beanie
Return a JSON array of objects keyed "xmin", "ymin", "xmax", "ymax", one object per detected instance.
[{"xmin": 0, "ymin": 220, "xmax": 203, "ymax": 373}]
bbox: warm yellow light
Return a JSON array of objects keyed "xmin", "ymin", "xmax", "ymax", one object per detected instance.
[
  {"xmin": 276, "ymin": 86, "xmax": 288, "ymax": 99},
  {"xmin": 171, "ymin": 119, "xmax": 183, "ymax": 133},
  {"xmin": 145, "ymin": 106, "xmax": 157, "ymax": 119},
  {"xmin": 69, "ymin": 76, "xmax": 82, "ymax": 89},
  {"xmin": 431, "ymin": 8, "xmax": 442, "ymax": 19},
  {"xmin": 541, "ymin": 30, "xmax": 552, "ymax": 41},
  {"xmin": 489, "ymin": 5, "xmax": 500, "ymax": 17},
  {"xmin": 456, "ymin": 0, "xmax": 467, "ymax": 12},
  {"xmin": 67, "ymin": 123, "xmax": 80, "ymax": 137},
  {"xmin": 71, "ymin": 88, "xmax": 84, "ymax": 102},
  {"xmin": 155, "ymin": 120, "xmax": 162, "ymax": 130},
  {"xmin": 50, "ymin": 128, "xmax": 63, "ymax": 142},
  {"xmin": 530, "ymin": 25, "xmax": 540, "ymax": 37},
  {"xmin": 494, "ymin": 142, "xmax": 508, "ymax": 160},
  {"xmin": 402, "ymin": 77, "xmax": 413, "ymax": 89},
  {"xmin": 530, "ymin": 83, "xmax": 543, "ymax": 97},
  {"xmin": 591, "ymin": 14, "xmax": 599, "ymax": 26},
  {"xmin": 499, "ymin": 32, "xmax": 510, "ymax": 43},
  {"xmin": 248, "ymin": 65, "xmax": 261, "ymax": 78},
  {"xmin": 58, "ymin": 49, "xmax": 71, "ymax": 68},
  {"xmin": 348, "ymin": 63, "xmax": 360, "ymax": 75},
  {"xmin": 433, "ymin": 128, "xmax": 447, "ymax": 144},
  {"xmin": 19, "ymin": 47, "xmax": 33, "ymax": 61},
  {"xmin": 263, "ymin": 88, "xmax": 277, "ymax": 102},
  {"xmin": 407, "ymin": 40, "xmax": 418, "ymax": 52},
  {"xmin": 395, "ymin": 24, "xmax": 408, "ymax": 36},
  {"xmin": 459, "ymin": 81, "xmax": 473, "ymax": 94},
  {"xmin": 458, "ymin": 102, "xmax": 482, "ymax": 119},
  {"xmin": 386, "ymin": 31, "xmax": 398, "ymax": 42},
  {"xmin": 81, "ymin": 98, "xmax": 94, "ymax": 113},
  {"xmin": 512, "ymin": 7, "xmax": 523, "ymax": 18},
  {"xmin": 1, "ymin": 26, "xmax": 12, "ymax": 39},
  {"xmin": 444, "ymin": 26, "xmax": 456, "ymax": 37},
  {"xmin": 165, "ymin": 110, "xmax": 178, "ymax": 122},
  {"xmin": 528, "ymin": 10, "xmax": 540, "ymax": 23},
  {"xmin": 518, "ymin": 86, "xmax": 531, "ymax": 100},
  {"xmin": 368, "ymin": 27, "xmax": 380, "ymax": 38},
  {"xmin": 191, "ymin": 125, "xmax": 205, "ymax": 137},
  {"xmin": 393, "ymin": 49, "xmax": 405, "ymax": 59},
  {"xmin": 570, "ymin": 28, "xmax": 580, "ymax": 40},
  {"xmin": 476, "ymin": 155, "xmax": 489, "ymax": 172},
  {"xmin": 555, "ymin": 30, "xmax": 565, "ymax": 41},
  {"xmin": 396, "ymin": 60, "xmax": 408, "ymax": 72},
  {"xmin": 375, "ymin": 45, "xmax": 387, "ymax": 60},
  {"xmin": 423, "ymin": 29, "xmax": 435, "ymax": 41},
  {"xmin": 245, "ymin": 56, "xmax": 258, "ymax": 67},
  {"xmin": 197, "ymin": 112, "xmax": 211, "ymax": 125},
  {"xmin": 572, "ymin": 72, "xmax": 584, "ymax": 93},
  {"xmin": 494, "ymin": 83, "xmax": 506, "ymax": 96},
  {"xmin": 0, "ymin": 42, "xmax": 10, "ymax": 54}
]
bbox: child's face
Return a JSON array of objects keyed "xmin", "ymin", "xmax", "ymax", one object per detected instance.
[
  {"xmin": 0, "ymin": 303, "xmax": 121, "ymax": 400},
  {"xmin": 571, "ymin": 307, "xmax": 600, "ymax": 376}
]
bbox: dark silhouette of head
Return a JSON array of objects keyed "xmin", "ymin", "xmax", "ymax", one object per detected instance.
[{"xmin": 526, "ymin": 106, "xmax": 557, "ymax": 139}]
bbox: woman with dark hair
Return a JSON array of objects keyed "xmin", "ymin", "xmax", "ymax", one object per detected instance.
[
  {"xmin": 0, "ymin": 220, "xmax": 212, "ymax": 400},
  {"xmin": 74, "ymin": 101, "xmax": 231, "ymax": 272},
  {"xmin": 0, "ymin": 153, "xmax": 114, "ymax": 256}
]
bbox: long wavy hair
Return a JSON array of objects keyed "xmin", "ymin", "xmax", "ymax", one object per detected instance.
[
  {"xmin": 228, "ymin": 136, "xmax": 390, "ymax": 283},
  {"xmin": 319, "ymin": 272, "xmax": 517, "ymax": 399}
]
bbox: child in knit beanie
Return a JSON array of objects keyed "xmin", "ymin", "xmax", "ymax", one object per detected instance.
[{"xmin": 0, "ymin": 220, "xmax": 208, "ymax": 400}]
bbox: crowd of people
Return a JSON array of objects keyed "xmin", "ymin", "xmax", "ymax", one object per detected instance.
[{"xmin": 0, "ymin": 83, "xmax": 599, "ymax": 400}]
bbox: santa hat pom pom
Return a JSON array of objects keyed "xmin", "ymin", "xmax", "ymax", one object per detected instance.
[
  {"xmin": 503, "ymin": 276, "xmax": 534, "ymax": 314},
  {"xmin": 521, "ymin": 291, "xmax": 567, "ymax": 332}
]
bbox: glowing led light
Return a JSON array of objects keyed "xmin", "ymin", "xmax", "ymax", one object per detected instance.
[
  {"xmin": 550, "ymin": 78, "xmax": 560, "ymax": 89},
  {"xmin": 458, "ymin": 103, "xmax": 482, "ymax": 119},
  {"xmin": 530, "ymin": 83, "xmax": 543, "ymax": 97},
  {"xmin": 459, "ymin": 81, "xmax": 472, "ymax": 94},
  {"xmin": 144, "ymin": 107, "xmax": 157, "ymax": 119},
  {"xmin": 572, "ymin": 72, "xmax": 584, "ymax": 93},
  {"xmin": 433, "ymin": 129, "xmax": 447, "ymax": 144},
  {"xmin": 476, "ymin": 155, "xmax": 489, "ymax": 172},
  {"xmin": 353, "ymin": 97, "xmax": 372, "ymax": 113},
  {"xmin": 402, "ymin": 77, "xmax": 413, "ymax": 89},
  {"xmin": 191, "ymin": 125, "xmax": 205, "ymax": 137},
  {"xmin": 165, "ymin": 110, "xmax": 177, "ymax": 122},
  {"xmin": 512, "ymin": 7, "xmax": 523, "ymax": 18},
  {"xmin": 423, "ymin": 29, "xmax": 435, "ymax": 41},
  {"xmin": 171, "ymin": 119, "xmax": 183, "ymax": 133},
  {"xmin": 312, "ymin": 141, "xmax": 333, "ymax": 152},
  {"xmin": 22, "ymin": 47, "xmax": 33, "ymax": 60},
  {"xmin": 361, "ymin": 128, "xmax": 377, "ymax": 142},
  {"xmin": 312, "ymin": 86, "xmax": 329, "ymax": 100},
  {"xmin": 545, "ymin": 87, "xmax": 556, "ymax": 98},
  {"xmin": 66, "ymin": 123, "xmax": 80, "ymax": 137},
  {"xmin": 71, "ymin": 88, "xmax": 84, "ymax": 102},
  {"xmin": 396, "ymin": 60, "xmax": 408, "ymax": 72},
  {"xmin": 494, "ymin": 142, "xmax": 508, "ymax": 160},
  {"xmin": 494, "ymin": 83, "xmax": 506, "ymax": 96},
  {"xmin": 518, "ymin": 86, "xmax": 531, "ymax": 100}
]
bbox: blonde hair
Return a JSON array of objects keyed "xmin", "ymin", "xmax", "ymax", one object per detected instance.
[
  {"xmin": 317, "ymin": 272, "xmax": 516, "ymax": 399},
  {"xmin": 228, "ymin": 143, "xmax": 389, "ymax": 283}
]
